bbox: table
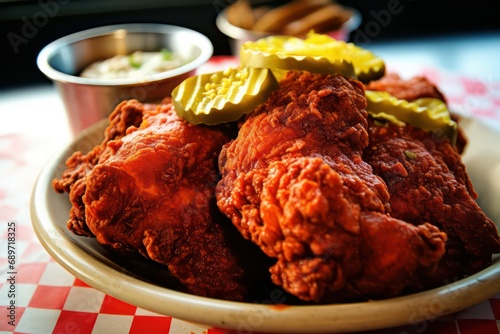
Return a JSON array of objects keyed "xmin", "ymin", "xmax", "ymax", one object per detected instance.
[{"xmin": 1, "ymin": 39, "xmax": 500, "ymax": 333}]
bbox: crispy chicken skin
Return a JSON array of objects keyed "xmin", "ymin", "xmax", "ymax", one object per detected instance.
[
  {"xmin": 52, "ymin": 100, "xmax": 149, "ymax": 236},
  {"xmin": 365, "ymin": 91, "xmax": 500, "ymax": 287},
  {"xmin": 366, "ymin": 122, "xmax": 500, "ymax": 287},
  {"xmin": 216, "ymin": 71, "xmax": 447, "ymax": 303},
  {"xmin": 53, "ymin": 100, "xmax": 247, "ymax": 301}
]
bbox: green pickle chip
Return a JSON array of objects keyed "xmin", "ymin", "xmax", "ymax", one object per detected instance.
[
  {"xmin": 173, "ymin": 32, "xmax": 455, "ymax": 140},
  {"xmin": 172, "ymin": 67, "xmax": 279, "ymax": 125},
  {"xmin": 240, "ymin": 32, "xmax": 384, "ymax": 82},
  {"xmin": 366, "ymin": 90, "xmax": 458, "ymax": 144}
]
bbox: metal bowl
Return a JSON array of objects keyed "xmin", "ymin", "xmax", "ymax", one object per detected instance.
[
  {"xmin": 37, "ymin": 23, "xmax": 213, "ymax": 134},
  {"xmin": 216, "ymin": 6, "xmax": 361, "ymax": 55}
]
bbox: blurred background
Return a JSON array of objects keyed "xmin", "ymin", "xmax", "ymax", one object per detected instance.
[{"xmin": 1, "ymin": 0, "xmax": 499, "ymax": 88}]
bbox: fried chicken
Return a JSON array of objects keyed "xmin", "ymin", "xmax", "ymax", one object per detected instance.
[
  {"xmin": 366, "ymin": 73, "xmax": 447, "ymax": 102},
  {"xmin": 216, "ymin": 71, "xmax": 447, "ymax": 303},
  {"xmin": 53, "ymin": 100, "xmax": 149, "ymax": 236},
  {"xmin": 365, "ymin": 75, "xmax": 500, "ymax": 287},
  {"xmin": 53, "ymin": 100, "xmax": 247, "ymax": 301}
]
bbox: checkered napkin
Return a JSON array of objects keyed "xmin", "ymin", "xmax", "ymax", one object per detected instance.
[{"xmin": 1, "ymin": 59, "xmax": 499, "ymax": 334}]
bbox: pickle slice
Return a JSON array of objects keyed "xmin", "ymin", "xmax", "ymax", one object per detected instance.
[
  {"xmin": 366, "ymin": 90, "xmax": 458, "ymax": 144},
  {"xmin": 240, "ymin": 32, "xmax": 384, "ymax": 82},
  {"xmin": 172, "ymin": 67, "xmax": 278, "ymax": 125}
]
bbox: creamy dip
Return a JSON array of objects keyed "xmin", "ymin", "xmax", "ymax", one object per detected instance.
[{"xmin": 80, "ymin": 49, "xmax": 185, "ymax": 80}]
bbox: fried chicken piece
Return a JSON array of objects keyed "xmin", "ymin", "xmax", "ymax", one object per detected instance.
[
  {"xmin": 216, "ymin": 71, "xmax": 447, "ymax": 303},
  {"xmin": 53, "ymin": 100, "xmax": 247, "ymax": 301},
  {"xmin": 365, "ymin": 73, "xmax": 500, "ymax": 285},
  {"xmin": 368, "ymin": 72, "xmax": 470, "ymax": 191},
  {"xmin": 366, "ymin": 73, "xmax": 447, "ymax": 102},
  {"xmin": 365, "ymin": 120, "xmax": 500, "ymax": 288},
  {"xmin": 52, "ymin": 100, "xmax": 150, "ymax": 236}
]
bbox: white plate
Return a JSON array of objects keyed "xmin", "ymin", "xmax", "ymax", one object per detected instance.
[{"xmin": 31, "ymin": 117, "xmax": 500, "ymax": 333}]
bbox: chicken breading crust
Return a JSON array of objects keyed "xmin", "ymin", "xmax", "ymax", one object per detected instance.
[
  {"xmin": 53, "ymin": 99, "xmax": 247, "ymax": 301},
  {"xmin": 216, "ymin": 71, "xmax": 447, "ymax": 302}
]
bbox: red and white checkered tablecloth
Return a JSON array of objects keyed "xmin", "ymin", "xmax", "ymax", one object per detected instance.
[{"xmin": 1, "ymin": 56, "xmax": 499, "ymax": 334}]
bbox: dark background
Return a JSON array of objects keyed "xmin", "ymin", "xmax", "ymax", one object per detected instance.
[{"xmin": 1, "ymin": 0, "xmax": 498, "ymax": 88}]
